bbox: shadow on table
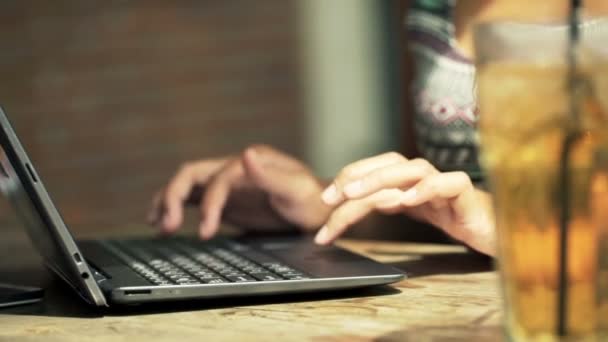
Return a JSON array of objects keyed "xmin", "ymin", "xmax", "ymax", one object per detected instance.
[
  {"xmin": 0, "ymin": 267, "xmax": 102, "ymax": 319},
  {"xmin": 368, "ymin": 249, "xmax": 494, "ymax": 278},
  {"xmin": 351, "ymin": 215, "xmax": 495, "ymax": 277}
]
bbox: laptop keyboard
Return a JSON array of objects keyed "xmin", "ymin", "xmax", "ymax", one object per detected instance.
[{"xmin": 101, "ymin": 238, "xmax": 311, "ymax": 286}]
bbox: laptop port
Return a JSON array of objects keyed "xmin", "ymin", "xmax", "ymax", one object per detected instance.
[
  {"xmin": 25, "ymin": 163, "xmax": 38, "ymax": 182},
  {"xmin": 124, "ymin": 289, "xmax": 151, "ymax": 296},
  {"xmin": 73, "ymin": 253, "xmax": 82, "ymax": 263}
]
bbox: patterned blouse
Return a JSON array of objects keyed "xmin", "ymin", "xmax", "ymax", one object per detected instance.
[
  {"xmin": 406, "ymin": 0, "xmax": 608, "ymax": 183},
  {"xmin": 406, "ymin": 0, "xmax": 482, "ymax": 181}
]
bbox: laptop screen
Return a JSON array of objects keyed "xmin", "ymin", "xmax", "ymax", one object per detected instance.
[{"xmin": 0, "ymin": 108, "xmax": 106, "ymax": 306}]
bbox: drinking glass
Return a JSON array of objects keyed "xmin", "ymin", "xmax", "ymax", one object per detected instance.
[{"xmin": 475, "ymin": 17, "xmax": 608, "ymax": 342}]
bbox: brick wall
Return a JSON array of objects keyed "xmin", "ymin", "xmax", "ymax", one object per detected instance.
[{"xmin": 0, "ymin": 1, "xmax": 303, "ymax": 232}]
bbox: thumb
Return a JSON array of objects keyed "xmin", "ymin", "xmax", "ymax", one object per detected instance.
[{"xmin": 241, "ymin": 146, "xmax": 303, "ymax": 200}]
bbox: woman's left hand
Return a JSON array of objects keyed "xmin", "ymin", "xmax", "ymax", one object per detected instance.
[{"xmin": 315, "ymin": 152, "xmax": 496, "ymax": 256}]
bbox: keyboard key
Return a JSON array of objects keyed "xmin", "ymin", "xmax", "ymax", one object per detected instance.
[
  {"xmin": 225, "ymin": 275, "xmax": 256, "ymax": 283},
  {"xmin": 101, "ymin": 241, "xmax": 171, "ymax": 285},
  {"xmin": 206, "ymin": 278, "xmax": 229, "ymax": 284},
  {"xmin": 104, "ymin": 238, "xmax": 313, "ymax": 287},
  {"xmin": 286, "ymin": 273, "xmax": 310, "ymax": 280},
  {"xmin": 250, "ymin": 273, "xmax": 282, "ymax": 281},
  {"xmin": 176, "ymin": 278, "xmax": 200, "ymax": 285}
]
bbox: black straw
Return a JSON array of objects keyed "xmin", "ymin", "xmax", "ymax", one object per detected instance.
[{"xmin": 557, "ymin": 0, "xmax": 583, "ymax": 336}]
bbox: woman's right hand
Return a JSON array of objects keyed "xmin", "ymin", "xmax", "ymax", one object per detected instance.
[{"xmin": 147, "ymin": 144, "xmax": 332, "ymax": 239}]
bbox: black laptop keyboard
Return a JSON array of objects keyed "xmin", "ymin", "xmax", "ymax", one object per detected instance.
[{"xmin": 101, "ymin": 238, "xmax": 311, "ymax": 286}]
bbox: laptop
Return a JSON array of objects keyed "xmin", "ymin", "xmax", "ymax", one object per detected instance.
[{"xmin": 0, "ymin": 107, "xmax": 405, "ymax": 307}]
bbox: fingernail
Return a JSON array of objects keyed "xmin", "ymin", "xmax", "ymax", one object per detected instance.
[
  {"xmin": 343, "ymin": 180, "xmax": 364, "ymax": 197},
  {"xmin": 247, "ymin": 148, "xmax": 258, "ymax": 160},
  {"xmin": 401, "ymin": 188, "xmax": 418, "ymax": 204},
  {"xmin": 321, "ymin": 184, "xmax": 341, "ymax": 205},
  {"xmin": 314, "ymin": 225, "xmax": 330, "ymax": 244}
]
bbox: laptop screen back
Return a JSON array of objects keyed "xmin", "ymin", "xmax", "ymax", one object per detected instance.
[{"xmin": 0, "ymin": 107, "xmax": 106, "ymax": 306}]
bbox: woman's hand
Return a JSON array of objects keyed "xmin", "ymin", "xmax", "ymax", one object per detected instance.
[
  {"xmin": 148, "ymin": 144, "xmax": 332, "ymax": 239},
  {"xmin": 315, "ymin": 152, "xmax": 496, "ymax": 256}
]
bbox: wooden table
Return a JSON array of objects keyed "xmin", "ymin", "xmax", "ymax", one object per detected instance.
[{"xmin": 0, "ymin": 223, "xmax": 502, "ymax": 342}]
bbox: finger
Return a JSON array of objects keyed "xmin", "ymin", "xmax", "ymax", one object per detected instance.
[
  {"xmin": 189, "ymin": 158, "xmax": 230, "ymax": 183},
  {"xmin": 400, "ymin": 171, "xmax": 474, "ymax": 208},
  {"xmin": 315, "ymin": 189, "xmax": 405, "ymax": 245},
  {"xmin": 246, "ymin": 144, "xmax": 306, "ymax": 171},
  {"xmin": 242, "ymin": 146, "xmax": 312, "ymax": 201},
  {"xmin": 159, "ymin": 159, "xmax": 228, "ymax": 233},
  {"xmin": 199, "ymin": 161, "xmax": 243, "ymax": 240},
  {"xmin": 399, "ymin": 171, "xmax": 486, "ymax": 248},
  {"xmin": 147, "ymin": 190, "xmax": 164, "ymax": 224},
  {"xmin": 342, "ymin": 158, "xmax": 438, "ymax": 199},
  {"xmin": 322, "ymin": 152, "xmax": 406, "ymax": 206},
  {"xmin": 161, "ymin": 166, "xmax": 196, "ymax": 233}
]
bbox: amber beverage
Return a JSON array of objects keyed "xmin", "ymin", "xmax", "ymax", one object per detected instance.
[{"xmin": 475, "ymin": 21, "xmax": 608, "ymax": 342}]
